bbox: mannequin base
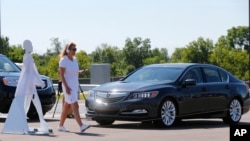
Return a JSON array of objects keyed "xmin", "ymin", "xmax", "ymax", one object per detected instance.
[{"xmin": 28, "ymin": 127, "xmax": 53, "ymax": 135}]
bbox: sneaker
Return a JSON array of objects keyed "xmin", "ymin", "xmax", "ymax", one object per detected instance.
[
  {"xmin": 58, "ymin": 126, "xmax": 69, "ymax": 132},
  {"xmin": 80, "ymin": 124, "xmax": 90, "ymax": 132}
]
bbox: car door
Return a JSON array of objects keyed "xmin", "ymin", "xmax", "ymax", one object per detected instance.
[
  {"xmin": 179, "ymin": 67, "xmax": 209, "ymax": 115},
  {"xmin": 201, "ymin": 67, "xmax": 230, "ymax": 112}
]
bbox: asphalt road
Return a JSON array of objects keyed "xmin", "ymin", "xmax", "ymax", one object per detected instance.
[{"xmin": 0, "ymin": 99, "xmax": 249, "ymax": 141}]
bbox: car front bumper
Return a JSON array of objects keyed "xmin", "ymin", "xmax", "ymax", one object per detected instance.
[
  {"xmin": 0, "ymin": 85, "xmax": 56, "ymax": 113},
  {"xmin": 85, "ymin": 98, "xmax": 159, "ymax": 121}
]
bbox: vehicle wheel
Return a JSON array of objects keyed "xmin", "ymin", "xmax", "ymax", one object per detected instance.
[
  {"xmin": 154, "ymin": 98, "xmax": 177, "ymax": 127},
  {"xmin": 96, "ymin": 119, "xmax": 115, "ymax": 125},
  {"xmin": 27, "ymin": 110, "xmax": 46, "ymax": 120},
  {"xmin": 27, "ymin": 111, "xmax": 39, "ymax": 120},
  {"xmin": 223, "ymin": 98, "xmax": 242, "ymax": 124}
]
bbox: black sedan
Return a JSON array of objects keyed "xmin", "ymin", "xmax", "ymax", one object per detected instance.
[
  {"xmin": 85, "ymin": 63, "xmax": 250, "ymax": 127},
  {"xmin": 0, "ymin": 54, "xmax": 56, "ymax": 119}
]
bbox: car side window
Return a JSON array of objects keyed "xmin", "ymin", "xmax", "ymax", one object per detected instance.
[
  {"xmin": 203, "ymin": 67, "xmax": 221, "ymax": 83},
  {"xmin": 183, "ymin": 68, "xmax": 202, "ymax": 83},
  {"xmin": 219, "ymin": 69, "xmax": 228, "ymax": 82}
]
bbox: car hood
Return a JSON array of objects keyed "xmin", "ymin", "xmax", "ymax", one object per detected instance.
[
  {"xmin": 0, "ymin": 72, "xmax": 20, "ymax": 77},
  {"xmin": 0, "ymin": 72, "xmax": 49, "ymax": 79},
  {"xmin": 93, "ymin": 81, "xmax": 172, "ymax": 92}
]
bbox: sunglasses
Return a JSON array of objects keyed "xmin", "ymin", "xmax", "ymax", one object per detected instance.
[{"xmin": 71, "ymin": 48, "xmax": 77, "ymax": 51}]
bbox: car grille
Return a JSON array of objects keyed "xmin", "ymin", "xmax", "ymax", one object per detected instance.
[
  {"xmin": 96, "ymin": 95, "xmax": 125, "ymax": 103},
  {"xmin": 95, "ymin": 92, "xmax": 128, "ymax": 103}
]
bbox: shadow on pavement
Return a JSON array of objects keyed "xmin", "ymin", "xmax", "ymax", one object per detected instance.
[
  {"xmin": 0, "ymin": 117, "xmax": 60, "ymax": 123},
  {"xmin": 74, "ymin": 131, "xmax": 106, "ymax": 137},
  {"xmin": 92, "ymin": 119, "xmax": 250, "ymax": 130}
]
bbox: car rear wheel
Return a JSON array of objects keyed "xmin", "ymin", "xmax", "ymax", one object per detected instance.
[
  {"xmin": 96, "ymin": 119, "xmax": 115, "ymax": 126},
  {"xmin": 154, "ymin": 99, "xmax": 177, "ymax": 127},
  {"xmin": 223, "ymin": 98, "xmax": 242, "ymax": 124}
]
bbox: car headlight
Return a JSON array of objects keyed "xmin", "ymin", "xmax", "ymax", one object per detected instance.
[
  {"xmin": 3, "ymin": 77, "xmax": 19, "ymax": 87},
  {"xmin": 88, "ymin": 90, "xmax": 95, "ymax": 98},
  {"xmin": 128, "ymin": 91, "xmax": 159, "ymax": 99}
]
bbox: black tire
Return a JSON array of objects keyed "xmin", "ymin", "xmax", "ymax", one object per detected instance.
[
  {"xmin": 223, "ymin": 98, "xmax": 242, "ymax": 124},
  {"xmin": 27, "ymin": 110, "xmax": 45, "ymax": 120},
  {"xmin": 153, "ymin": 98, "xmax": 177, "ymax": 128},
  {"xmin": 96, "ymin": 119, "xmax": 115, "ymax": 126},
  {"xmin": 27, "ymin": 105, "xmax": 46, "ymax": 120}
]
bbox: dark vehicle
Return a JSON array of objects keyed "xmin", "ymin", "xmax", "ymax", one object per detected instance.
[
  {"xmin": 86, "ymin": 63, "xmax": 250, "ymax": 127},
  {"xmin": 0, "ymin": 54, "xmax": 56, "ymax": 119}
]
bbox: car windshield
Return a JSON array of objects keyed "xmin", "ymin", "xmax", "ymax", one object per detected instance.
[
  {"xmin": 124, "ymin": 67, "xmax": 184, "ymax": 82},
  {"xmin": 0, "ymin": 56, "xmax": 21, "ymax": 72}
]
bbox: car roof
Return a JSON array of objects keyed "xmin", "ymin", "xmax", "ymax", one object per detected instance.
[{"xmin": 145, "ymin": 63, "xmax": 218, "ymax": 68}]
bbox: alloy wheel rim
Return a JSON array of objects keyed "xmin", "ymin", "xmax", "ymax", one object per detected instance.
[
  {"xmin": 229, "ymin": 99, "xmax": 242, "ymax": 122},
  {"xmin": 161, "ymin": 100, "xmax": 176, "ymax": 126}
]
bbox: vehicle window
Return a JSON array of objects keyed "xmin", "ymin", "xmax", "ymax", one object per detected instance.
[
  {"xmin": 203, "ymin": 67, "xmax": 221, "ymax": 83},
  {"xmin": 124, "ymin": 67, "xmax": 184, "ymax": 82},
  {"xmin": 218, "ymin": 69, "xmax": 228, "ymax": 82},
  {"xmin": 0, "ymin": 56, "xmax": 21, "ymax": 72},
  {"xmin": 183, "ymin": 68, "xmax": 202, "ymax": 83}
]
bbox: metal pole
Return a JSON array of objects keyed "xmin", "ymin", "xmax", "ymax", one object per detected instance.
[
  {"xmin": 0, "ymin": 0, "xmax": 2, "ymax": 54},
  {"xmin": 248, "ymin": 4, "xmax": 250, "ymax": 83}
]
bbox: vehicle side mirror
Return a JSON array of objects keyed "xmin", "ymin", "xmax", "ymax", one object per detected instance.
[
  {"xmin": 119, "ymin": 77, "xmax": 124, "ymax": 81},
  {"xmin": 183, "ymin": 79, "xmax": 196, "ymax": 86}
]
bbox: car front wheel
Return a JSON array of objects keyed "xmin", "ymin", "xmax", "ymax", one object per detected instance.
[
  {"xmin": 154, "ymin": 99, "xmax": 177, "ymax": 127},
  {"xmin": 223, "ymin": 98, "xmax": 242, "ymax": 124},
  {"xmin": 27, "ymin": 110, "xmax": 46, "ymax": 120}
]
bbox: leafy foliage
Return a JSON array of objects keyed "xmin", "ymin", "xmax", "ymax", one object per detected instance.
[
  {"xmin": 0, "ymin": 26, "xmax": 249, "ymax": 81},
  {"xmin": 123, "ymin": 37, "xmax": 151, "ymax": 69}
]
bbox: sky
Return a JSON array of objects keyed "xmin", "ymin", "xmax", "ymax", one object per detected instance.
[{"xmin": 1, "ymin": 0, "xmax": 249, "ymax": 56}]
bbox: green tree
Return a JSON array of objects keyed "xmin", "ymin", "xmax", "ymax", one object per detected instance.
[
  {"xmin": 91, "ymin": 44, "xmax": 120, "ymax": 63},
  {"xmin": 209, "ymin": 35, "xmax": 233, "ymax": 66},
  {"xmin": 170, "ymin": 48, "xmax": 186, "ymax": 62},
  {"xmin": 6, "ymin": 45, "xmax": 24, "ymax": 62},
  {"xmin": 50, "ymin": 38, "xmax": 62, "ymax": 55},
  {"xmin": 76, "ymin": 50, "xmax": 91, "ymax": 78},
  {"xmin": 123, "ymin": 37, "xmax": 151, "ymax": 69},
  {"xmin": 210, "ymin": 26, "xmax": 250, "ymax": 80},
  {"xmin": 46, "ymin": 55, "xmax": 60, "ymax": 79},
  {"xmin": 226, "ymin": 26, "xmax": 249, "ymax": 52},
  {"xmin": 170, "ymin": 37, "xmax": 214, "ymax": 63},
  {"xmin": 90, "ymin": 44, "xmax": 126, "ymax": 76},
  {"xmin": 185, "ymin": 37, "xmax": 214, "ymax": 63},
  {"xmin": 144, "ymin": 48, "xmax": 168, "ymax": 65},
  {"xmin": 33, "ymin": 53, "xmax": 48, "ymax": 75},
  {"xmin": 0, "ymin": 36, "xmax": 10, "ymax": 55}
]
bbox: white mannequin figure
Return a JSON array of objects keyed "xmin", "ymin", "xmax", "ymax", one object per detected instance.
[
  {"xmin": 22, "ymin": 40, "xmax": 49, "ymax": 133},
  {"xmin": 2, "ymin": 40, "xmax": 50, "ymax": 134}
]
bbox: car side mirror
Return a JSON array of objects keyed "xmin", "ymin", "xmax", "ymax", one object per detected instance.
[
  {"xmin": 119, "ymin": 77, "xmax": 124, "ymax": 81},
  {"xmin": 182, "ymin": 79, "xmax": 196, "ymax": 86}
]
